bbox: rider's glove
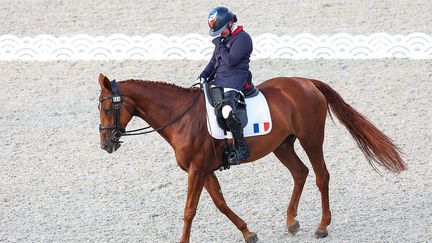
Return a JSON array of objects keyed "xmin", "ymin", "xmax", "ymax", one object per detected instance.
[
  {"xmin": 195, "ymin": 77, "xmax": 206, "ymax": 85},
  {"xmin": 212, "ymin": 37, "xmax": 223, "ymax": 46}
]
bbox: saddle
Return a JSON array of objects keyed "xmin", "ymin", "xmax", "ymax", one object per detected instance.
[
  {"xmin": 205, "ymin": 71, "xmax": 258, "ymax": 130},
  {"xmin": 203, "ymin": 72, "xmax": 272, "ymax": 170}
]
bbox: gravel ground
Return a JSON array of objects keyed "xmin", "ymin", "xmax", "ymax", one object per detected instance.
[
  {"xmin": 1, "ymin": 0, "xmax": 432, "ymax": 36},
  {"xmin": 1, "ymin": 0, "xmax": 432, "ymax": 242},
  {"xmin": 0, "ymin": 59, "xmax": 431, "ymax": 242}
]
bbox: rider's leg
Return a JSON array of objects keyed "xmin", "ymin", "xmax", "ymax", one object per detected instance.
[{"xmin": 222, "ymin": 90, "xmax": 250, "ymax": 162}]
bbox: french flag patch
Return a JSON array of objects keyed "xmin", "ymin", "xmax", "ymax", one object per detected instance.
[{"xmin": 253, "ymin": 122, "xmax": 270, "ymax": 133}]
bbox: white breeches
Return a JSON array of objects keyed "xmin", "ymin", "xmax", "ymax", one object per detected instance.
[{"xmin": 222, "ymin": 105, "xmax": 232, "ymax": 119}]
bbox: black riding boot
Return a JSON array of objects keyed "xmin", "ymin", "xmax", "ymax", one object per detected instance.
[{"xmin": 226, "ymin": 109, "xmax": 250, "ymax": 162}]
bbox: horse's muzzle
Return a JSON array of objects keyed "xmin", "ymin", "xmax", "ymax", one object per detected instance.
[{"xmin": 101, "ymin": 138, "xmax": 121, "ymax": 153}]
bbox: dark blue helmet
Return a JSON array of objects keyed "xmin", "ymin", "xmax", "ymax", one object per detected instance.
[{"xmin": 208, "ymin": 6, "xmax": 237, "ymax": 37}]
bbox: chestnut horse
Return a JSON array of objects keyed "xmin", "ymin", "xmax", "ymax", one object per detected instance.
[{"xmin": 97, "ymin": 73, "xmax": 406, "ymax": 242}]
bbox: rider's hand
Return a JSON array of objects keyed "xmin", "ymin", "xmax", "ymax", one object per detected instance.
[
  {"xmin": 195, "ymin": 77, "xmax": 206, "ymax": 85},
  {"xmin": 212, "ymin": 37, "xmax": 223, "ymax": 46}
]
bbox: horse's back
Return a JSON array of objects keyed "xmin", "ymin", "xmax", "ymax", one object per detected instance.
[
  {"xmin": 258, "ymin": 77, "xmax": 323, "ymax": 98},
  {"xmin": 257, "ymin": 77, "xmax": 328, "ymax": 139}
]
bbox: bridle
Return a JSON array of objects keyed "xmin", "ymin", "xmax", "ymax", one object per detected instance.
[
  {"xmin": 99, "ymin": 79, "xmax": 202, "ymax": 145},
  {"xmin": 98, "ymin": 79, "xmax": 126, "ymax": 147}
]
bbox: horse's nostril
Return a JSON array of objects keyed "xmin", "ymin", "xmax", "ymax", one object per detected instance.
[{"xmin": 101, "ymin": 144, "xmax": 108, "ymax": 150}]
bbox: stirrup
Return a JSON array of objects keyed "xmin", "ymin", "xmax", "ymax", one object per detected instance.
[{"xmin": 228, "ymin": 150, "xmax": 240, "ymax": 165}]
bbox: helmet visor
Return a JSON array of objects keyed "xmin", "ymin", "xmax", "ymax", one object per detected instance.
[{"xmin": 209, "ymin": 23, "xmax": 228, "ymax": 37}]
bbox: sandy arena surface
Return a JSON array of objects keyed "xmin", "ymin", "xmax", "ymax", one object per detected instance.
[
  {"xmin": 1, "ymin": 59, "xmax": 431, "ymax": 242},
  {"xmin": 1, "ymin": 1, "xmax": 432, "ymax": 242},
  {"xmin": 1, "ymin": 0, "xmax": 432, "ymax": 36}
]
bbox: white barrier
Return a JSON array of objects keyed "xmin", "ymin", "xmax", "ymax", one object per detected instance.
[{"xmin": 1, "ymin": 33, "xmax": 432, "ymax": 60}]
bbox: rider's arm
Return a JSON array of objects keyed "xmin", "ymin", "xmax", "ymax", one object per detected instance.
[
  {"xmin": 200, "ymin": 49, "xmax": 216, "ymax": 79},
  {"xmin": 213, "ymin": 34, "xmax": 252, "ymax": 68}
]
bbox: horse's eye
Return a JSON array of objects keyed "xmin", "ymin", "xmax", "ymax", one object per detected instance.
[{"xmin": 104, "ymin": 108, "xmax": 113, "ymax": 114}]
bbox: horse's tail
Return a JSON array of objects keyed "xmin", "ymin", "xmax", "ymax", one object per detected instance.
[{"xmin": 309, "ymin": 79, "xmax": 407, "ymax": 174}]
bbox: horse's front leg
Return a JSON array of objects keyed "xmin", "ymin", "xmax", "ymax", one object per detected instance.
[
  {"xmin": 179, "ymin": 166, "xmax": 207, "ymax": 243},
  {"xmin": 204, "ymin": 173, "xmax": 258, "ymax": 243}
]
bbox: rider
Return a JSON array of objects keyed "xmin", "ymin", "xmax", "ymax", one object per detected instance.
[{"xmin": 198, "ymin": 6, "xmax": 253, "ymax": 162}]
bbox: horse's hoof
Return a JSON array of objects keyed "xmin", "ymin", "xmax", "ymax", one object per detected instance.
[
  {"xmin": 314, "ymin": 229, "xmax": 328, "ymax": 238},
  {"xmin": 287, "ymin": 220, "xmax": 300, "ymax": 236},
  {"xmin": 245, "ymin": 232, "xmax": 258, "ymax": 243}
]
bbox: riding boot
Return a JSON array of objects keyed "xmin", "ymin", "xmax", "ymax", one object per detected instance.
[
  {"xmin": 226, "ymin": 109, "xmax": 250, "ymax": 162},
  {"xmin": 234, "ymin": 133, "xmax": 250, "ymax": 161}
]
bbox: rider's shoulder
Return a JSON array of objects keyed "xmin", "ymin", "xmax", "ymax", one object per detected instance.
[
  {"xmin": 236, "ymin": 29, "xmax": 252, "ymax": 43},
  {"xmin": 231, "ymin": 27, "xmax": 250, "ymax": 38}
]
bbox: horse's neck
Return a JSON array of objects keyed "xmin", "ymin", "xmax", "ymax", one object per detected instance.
[{"xmin": 121, "ymin": 81, "xmax": 198, "ymax": 140}]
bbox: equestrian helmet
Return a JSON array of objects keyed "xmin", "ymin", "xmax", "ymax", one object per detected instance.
[{"xmin": 208, "ymin": 6, "xmax": 237, "ymax": 37}]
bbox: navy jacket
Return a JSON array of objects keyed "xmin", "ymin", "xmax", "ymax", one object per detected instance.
[{"xmin": 200, "ymin": 26, "xmax": 253, "ymax": 91}]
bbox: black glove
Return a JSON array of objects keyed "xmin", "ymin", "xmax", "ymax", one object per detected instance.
[{"xmin": 194, "ymin": 77, "xmax": 206, "ymax": 85}]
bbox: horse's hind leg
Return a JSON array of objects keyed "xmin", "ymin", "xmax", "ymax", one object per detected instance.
[
  {"xmin": 273, "ymin": 135, "xmax": 309, "ymax": 236},
  {"xmin": 299, "ymin": 135, "xmax": 331, "ymax": 238},
  {"xmin": 204, "ymin": 173, "xmax": 258, "ymax": 243}
]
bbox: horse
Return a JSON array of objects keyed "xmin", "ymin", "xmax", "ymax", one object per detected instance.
[{"xmin": 97, "ymin": 73, "xmax": 406, "ymax": 243}]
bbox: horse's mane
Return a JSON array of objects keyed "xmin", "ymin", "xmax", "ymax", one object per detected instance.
[{"xmin": 120, "ymin": 79, "xmax": 199, "ymax": 93}]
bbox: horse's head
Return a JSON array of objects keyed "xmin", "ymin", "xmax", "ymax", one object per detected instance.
[{"xmin": 98, "ymin": 73, "xmax": 134, "ymax": 153}]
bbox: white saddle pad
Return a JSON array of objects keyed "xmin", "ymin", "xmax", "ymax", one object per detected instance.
[{"xmin": 204, "ymin": 88, "xmax": 272, "ymax": 139}]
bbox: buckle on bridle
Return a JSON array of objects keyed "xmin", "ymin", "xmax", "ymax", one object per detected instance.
[
  {"xmin": 114, "ymin": 129, "xmax": 123, "ymax": 138},
  {"xmin": 112, "ymin": 96, "xmax": 121, "ymax": 103}
]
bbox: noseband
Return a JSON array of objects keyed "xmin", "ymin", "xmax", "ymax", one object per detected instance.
[{"xmin": 99, "ymin": 79, "xmax": 202, "ymax": 143}]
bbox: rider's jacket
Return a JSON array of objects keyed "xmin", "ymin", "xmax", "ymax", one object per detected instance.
[{"xmin": 200, "ymin": 26, "xmax": 253, "ymax": 92}]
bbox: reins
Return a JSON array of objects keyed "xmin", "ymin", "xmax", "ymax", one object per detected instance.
[
  {"xmin": 99, "ymin": 80, "xmax": 202, "ymax": 138},
  {"xmin": 122, "ymin": 82, "xmax": 203, "ymax": 136},
  {"xmin": 99, "ymin": 77, "xmax": 223, "ymax": 171}
]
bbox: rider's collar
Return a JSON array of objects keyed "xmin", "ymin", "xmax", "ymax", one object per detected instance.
[{"xmin": 230, "ymin": 24, "xmax": 243, "ymax": 36}]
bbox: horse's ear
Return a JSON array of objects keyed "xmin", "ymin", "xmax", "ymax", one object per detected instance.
[{"xmin": 99, "ymin": 73, "xmax": 111, "ymax": 92}]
